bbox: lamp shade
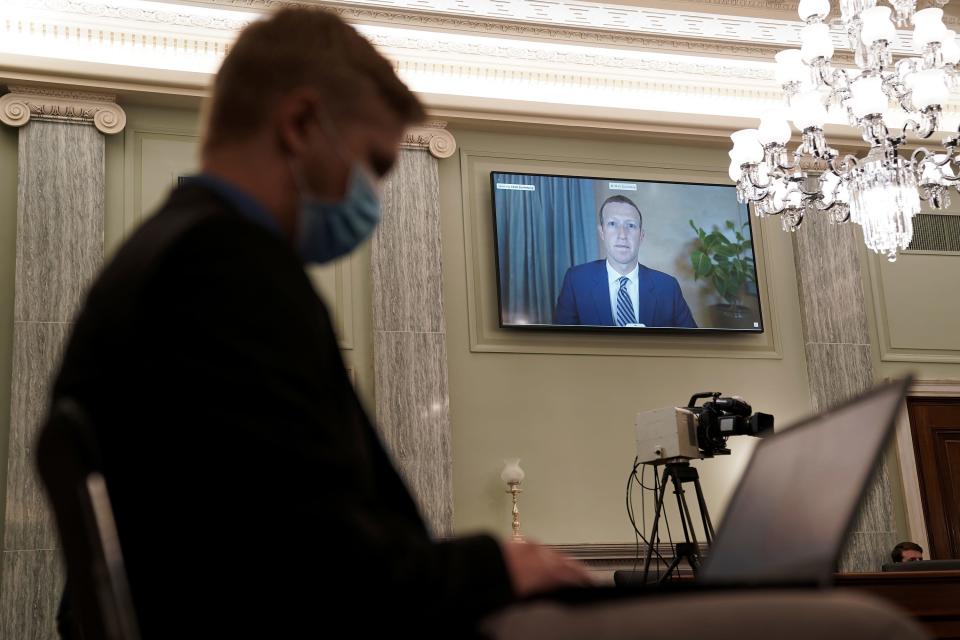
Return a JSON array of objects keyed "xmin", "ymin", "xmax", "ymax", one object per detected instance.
[
  {"xmin": 913, "ymin": 8, "xmax": 948, "ymax": 49},
  {"xmin": 758, "ymin": 109, "xmax": 793, "ymax": 145},
  {"xmin": 500, "ymin": 459, "xmax": 525, "ymax": 484},
  {"xmin": 774, "ymin": 49, "xmax": 809, "ymax": 86},
  {"xmin": 861, "ymin": 6, "xmax": 896, "ymax": 46},
  {"xmin": 786, "ymin": 188, "xmax": 803, "ymax": 208},
  {"xmin": 802, "ymin": 23, "xmax": 835, "ymax": 62},
  {"xmin": 730, "ymin": 128, "xmax": 764, "ymax": 164},
  {"xmin": 883, "ymin": 107, "xmax": 908, "ymax": 131},
  {"xmin": 770, "ymin": 181, "xmax": 789, "ymax": 209},
  {"xmin": 849, "ymin": 75, "xmax": 888, "ymax": 118},
  {"xmin": 798, "ymin": 0, "xmax": 830, "ymax": 21},
  {"xmin": 728, "ymin": 161, "xmax": 743, "ymax": 182},
  {"xmin": 909, "ymin": 69, "xmax": 948, "ymax": 109},
  {"xmin": 792, "ymin": 91, "xmax": 829, "ymax": 129},
  {"xmin": 941, "ymin": 30, "xmax": 960, "ymax": 64}
]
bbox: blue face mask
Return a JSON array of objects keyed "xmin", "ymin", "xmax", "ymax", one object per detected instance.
[{"xmin": 296, "ymin": 162, "xmax": 382, "ymax": 264}]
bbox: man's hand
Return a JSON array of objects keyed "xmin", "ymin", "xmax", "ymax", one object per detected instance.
[{"xmin": 500, "ymin": 541, "xmax": 594, "ymax": 598}]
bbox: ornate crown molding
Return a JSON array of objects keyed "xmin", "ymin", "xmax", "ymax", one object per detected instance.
[
  {"xmin": 165, "ymin": 0, "xmax": 956, "ymax": 52},
  {"xmin": 0, "ymin": 86, "xmax": 126, "ymax": 134},
  {"xmin": 402, "ymin": 120, "xmax": 456, "ymax": 158},
  {"xmin": 16, "ymin": 0, "xmax": 254, "ymax": 32},
  {"xmin": 366, "ymin": 31, "xmax": 776, "ymax": 82}
]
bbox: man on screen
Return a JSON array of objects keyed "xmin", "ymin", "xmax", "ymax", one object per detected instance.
[{"xmin": 554, "ymin": 195, "xmax": 697, "ymax": 328}]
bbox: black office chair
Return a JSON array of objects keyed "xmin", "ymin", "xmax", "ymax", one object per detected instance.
[{"xmin": 36, "ymin": 398, "xmax": 141, "ymax": 640}]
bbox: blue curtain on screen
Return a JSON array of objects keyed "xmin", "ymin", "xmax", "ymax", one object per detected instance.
[{"xmin": 494, "ymin": 175, "xmax": 597, "ymax": 324}]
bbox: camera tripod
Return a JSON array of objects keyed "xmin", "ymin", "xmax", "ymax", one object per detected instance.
[{"xmin": 641, "ymin": 460, "xmax": 716, "ymax": 585}]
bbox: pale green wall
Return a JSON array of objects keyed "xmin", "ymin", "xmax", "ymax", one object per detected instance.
[
  {"xmin": 865, "ymin": 243, "xmax": 960, "ymax": 381},
  {"xmin": 0, "ymin": 125, "xmax": 18, "ymax": 555},
  {"xmin": 7, "ymin": 102, "xmax": 958, "ymax": 554},
  {"xmin": 440, "ymin": 125, "xmax": 814, "ymax": 542}
]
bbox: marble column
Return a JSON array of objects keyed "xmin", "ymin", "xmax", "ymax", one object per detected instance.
[
  {"xmin": 371, "ymin": 122, "xmax": 457, "ymax": 537},
  {"xmin": 0, "ymin": 87, "xmax": 125, "ymax": 639},
  {"xmin": 792, "ymin": 216, "xmax": 898, "ymax": 572}
]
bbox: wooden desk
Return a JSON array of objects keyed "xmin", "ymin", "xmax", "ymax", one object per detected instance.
[{"xmin": 835, "ymin": 571, "xmax": 960, "ymax": 639}]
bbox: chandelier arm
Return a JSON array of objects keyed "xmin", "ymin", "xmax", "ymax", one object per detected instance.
[
  {"xmin": 778, "ymin": 156, "xmax": 799, "ymax": 171},
  {"xmin": 829, "ymin": 154, "xmax": 859, "ymax": 176},
  {"xmin": 760, "ymin": 198, "xmax": 788, "ymax": 216},
  {"xmin": 744, "ymin": 173, "xmax": 773, "ymax": 191},
  {"xmin": 910, "ymin": 147, "xmax": 933, "ymax": 166},
  {"xmin": 895, "ymin": 57, "xmax": 920, "ymax": 81},
  {"xmin": 933, "ymin": 154, "xmax": 956, "ymax": 169},
  {"xmin": 900, "ymin": 117, "xmax": 936, "ymax": 140},
  {"xmin": 882, "ymin": 74, "xmax": 910, "ymax": 103},
  {"xmin": 812, "ymin": 196, "xmax": 837, "ymax": 211}
]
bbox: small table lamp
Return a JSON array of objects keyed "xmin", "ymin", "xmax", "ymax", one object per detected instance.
[{"xmin": 500, "ymin": 459, "xmax": 525, "ymax": 542}]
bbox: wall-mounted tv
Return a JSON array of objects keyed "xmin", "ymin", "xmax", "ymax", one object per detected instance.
[{"xmin": 491, "ymin": 171, "xmax": 763, "ymax": 333}]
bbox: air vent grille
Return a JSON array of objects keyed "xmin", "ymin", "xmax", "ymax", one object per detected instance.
[{"xmin": 906, "ymin": 213, "xmax": 960, "ymax": 253}]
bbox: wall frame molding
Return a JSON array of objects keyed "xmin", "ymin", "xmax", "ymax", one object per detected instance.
[
  {"xmin": 868, "ymin": 250, "xmax": 960, "ymax": 365},
  {"xmin": 457, "ymin": 147, "xmax": 784, "ymax": 359}
]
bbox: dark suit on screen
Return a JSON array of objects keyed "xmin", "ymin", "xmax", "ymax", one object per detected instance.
[
  {"xmin": 554, "ymin": 259, "xmax": 697, "ymax": 328},
  {"xmin": 46, "ymin": 182, "xmax": 512, "ymax": 639}
]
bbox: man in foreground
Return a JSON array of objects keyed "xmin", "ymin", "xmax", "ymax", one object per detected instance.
[{"xmin": 46, "ymin": 8, "xmax": 587, "ymax": 638}]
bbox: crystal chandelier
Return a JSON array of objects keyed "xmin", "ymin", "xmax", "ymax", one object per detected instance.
[{"xmin": 728, "ymin": 0, "xmax": 958, "ymax": 261}]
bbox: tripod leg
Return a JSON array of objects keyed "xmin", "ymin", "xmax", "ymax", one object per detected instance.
[
  {"xmin": 657, "ymin": 552, "xmax": 685, "ymax": 585},
  {"xmin": 641, "ymin": 466, "xmax": 670, "ymax": 583},
  {"xmin": 671, "ymin": 467, "xmax": 699, "ymax": 549},
  {"xmin": 692, "ymin": 476, "xmax": 716, "ymax": 543}
]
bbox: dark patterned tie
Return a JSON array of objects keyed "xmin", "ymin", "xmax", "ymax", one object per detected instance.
[{"xmin": 616, "ymin": 276, "xmax": 637, "ymax": 326}]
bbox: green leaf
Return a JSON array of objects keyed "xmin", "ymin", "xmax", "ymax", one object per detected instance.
[
  {"xmin": 691, "ymin": 250, "xmax": 713, "ymax": 279},
  {"xmin": 713, "ymin": 242, "xmax": 740, "ymax": 258},
  {"xmin": 735, "ymin": 231, "xmax": 745, "ymax": 242},
  {"xmin": 725, "ymin": 220, "xmax": 736, "ymax": 231}
]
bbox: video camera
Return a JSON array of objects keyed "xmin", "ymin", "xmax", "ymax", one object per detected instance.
[{"xmin": 635, "ymin": 392, "xmax": 774, "ymax": 464}]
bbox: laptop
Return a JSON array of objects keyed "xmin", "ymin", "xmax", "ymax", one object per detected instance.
[{"xmin": 538, "ymin": 376, "xmax": 912, "ymax": 603}]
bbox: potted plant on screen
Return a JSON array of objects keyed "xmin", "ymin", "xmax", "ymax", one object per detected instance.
[{"xmin": 689, "ymin": 219, "xmax": 757, "ymax": 330}]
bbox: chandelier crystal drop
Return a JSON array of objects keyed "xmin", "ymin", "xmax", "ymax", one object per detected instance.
[{"xmin": 729, "ymin": 0, "xmax": 958, "ymax": 261}]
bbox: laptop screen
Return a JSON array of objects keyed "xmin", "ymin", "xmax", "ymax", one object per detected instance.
[{"xmin": 699, "ymin": 378, "xmax": 909, "ymax": 586}]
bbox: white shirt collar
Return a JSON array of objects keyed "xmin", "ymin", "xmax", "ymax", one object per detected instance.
[{"xmin": 606, "ymin": 261, "xmax": 639, "ymax": 286}]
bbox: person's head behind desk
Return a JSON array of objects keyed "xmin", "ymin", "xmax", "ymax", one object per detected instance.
[
  {"xmin": 200, "ymin": 7, "xmax": 426, "ymax": 242},
  {"xmin": 891, "ymin": 541, "xmax": 924, "ymax": 563},
  {"xmin": 598, "ymin": 195, "xmax": 645, "ymax": 275}
]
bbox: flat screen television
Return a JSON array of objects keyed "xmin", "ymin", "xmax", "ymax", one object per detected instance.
[{"xmin": 491, "ymin": 171, "xmax": 763, "ymax": 333}]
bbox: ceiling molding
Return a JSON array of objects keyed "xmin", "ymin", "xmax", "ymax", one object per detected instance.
[{"xmin": 2, "ymin": 0, "xmax": 959, "ymax": 136}]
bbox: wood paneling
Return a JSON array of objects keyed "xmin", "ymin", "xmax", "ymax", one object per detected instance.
[{"xmin": 907, "ymin": 398, "xmax": 960, "ymax": 560}]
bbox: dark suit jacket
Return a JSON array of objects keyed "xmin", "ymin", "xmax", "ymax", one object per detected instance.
[
  {"xmin": 554, "ymin": 259, "xmax": 697, "ymax": 328},
  {"xmin": 47, "ymin": 183, "xmax": 513, "ymax": 638}
]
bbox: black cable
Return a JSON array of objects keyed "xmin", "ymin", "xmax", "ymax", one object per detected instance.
[
  {"xmin": 654, "ymin": 467, "xmax": 681, "ymax": 581},
  {"xmin": 639, "ymin": 464, "xmax": 647, "ymax": 539},
  {"xmin": 633, "ymin": 463, "xmax": 657, "ymax": 491},
  {"xmin": 625, "ymin": 458, "xmax": 671, "ymax": 577},
  {"xmin": 626, "ymin": 458, "xmax": 641, "ymax": 572}
]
